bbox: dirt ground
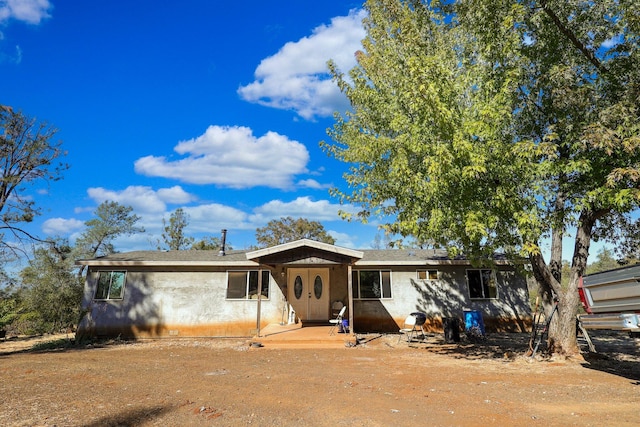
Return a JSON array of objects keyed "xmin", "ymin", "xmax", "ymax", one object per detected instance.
[{"xmin": 1, "ymin": 330, "xmax": 639, "ymax": 426}]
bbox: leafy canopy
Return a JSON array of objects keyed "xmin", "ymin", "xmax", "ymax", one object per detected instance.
[
  {"xmin": 75, "ymin": 201, "xmax": 144, "ymax": 262},
  {"xmin": 18, "ymin": 239, "xmax": 83, "ymax": 334},
  {"xmin": 323, "ymin": 0, "xmax": 640, "ymax": 353},
  {"xmin": 255, "ymin": 217, "xmax": 336, "ymax": 248},
  {"xmin": 324, "ymin": 0, "xmax": 535, "ymax": 261},
  {"xmin": 324, "ymin": 0, "xmax": 640, "ymax": 265},
  {"xmin": 158, "ymin": 208, "xmax": 194, "ymax": 251},
  {"xmin": 191, "ymin": 236, "xmax": 233, "ymax": 251}
]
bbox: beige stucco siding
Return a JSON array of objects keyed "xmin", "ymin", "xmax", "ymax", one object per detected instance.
[
  {"xmin": 78, "ymin": 267, "xmax": 285, "ymax": 338},
  {"xmin": 75, "ymin": 246, "xmax": 532, "ymax": 337},
  {"xmin": 352, "ymin": 266, "xmax": 531, "ymax": 333}
]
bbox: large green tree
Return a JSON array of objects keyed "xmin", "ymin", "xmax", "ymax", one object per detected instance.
[
  {"xmin": 255, "ymin": 217, "xmax": 336, "ymax": 248},
  {"xmin": 324, "ymin": 0, "xmax": 640, "ymax": 355},
  {"xmin": 0, "ymin": 105, "xmax": 67, "ymax": 252}
]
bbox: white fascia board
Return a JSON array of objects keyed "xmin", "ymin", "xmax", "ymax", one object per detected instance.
[
  {"xmin": 75, "ymin": 260, "xmax": 259, "ymax": 267},
  {"xmin": 246, "ymin": 239, "xmax": 364, "ymax": 260},
  {"xmin": 354, "ymin": 259, "xmax": 512, "ymax": 267}
]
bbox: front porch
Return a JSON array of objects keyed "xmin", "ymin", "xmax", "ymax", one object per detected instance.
[
  {"xmin": 252, "ymin": 322, "xmax": 357, "ymax": 349},
  {"xmin": 247, "ymin": 240, "xmax": 364, "ymax": 336}
]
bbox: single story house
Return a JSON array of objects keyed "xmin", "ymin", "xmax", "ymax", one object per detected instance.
[{"xmin": 76, "ymin": 239, "xmax": 531, "ymax": 339}]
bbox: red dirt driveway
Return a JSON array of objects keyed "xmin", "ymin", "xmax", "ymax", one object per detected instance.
[{"xmin": 0, "ymin": 331, "xmax": 639, "ymax": 426}]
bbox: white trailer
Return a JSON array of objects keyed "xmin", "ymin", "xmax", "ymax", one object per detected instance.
[{"xmin": 578, "ymin": 264, "xmax": 640, "ymax": 336}]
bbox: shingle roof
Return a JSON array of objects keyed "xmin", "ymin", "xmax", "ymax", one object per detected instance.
[
  {"xmin": 76, "ymin": 249, "xmax": 254, "ymax": 266},
  {"xmin": 76, "ymin": 246, "xmax": 507, "ymax": 267}
]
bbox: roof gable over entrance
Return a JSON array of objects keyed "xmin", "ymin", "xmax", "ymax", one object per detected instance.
[{"xmin": 246, "ymin": 239, "xmax": 364, "ymax": 266}]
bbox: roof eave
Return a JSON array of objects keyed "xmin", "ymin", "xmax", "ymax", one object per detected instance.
[
  {"xmin": 75, "ymin": 260, "xmax": 259, "ymax": 267},
  {"xmin": 246, "ymin": 239, "xmax": 364, "ymax": 261},
  {"xmin": 355, "ymin": 259, "xmax": 513, "ymax": 266}
]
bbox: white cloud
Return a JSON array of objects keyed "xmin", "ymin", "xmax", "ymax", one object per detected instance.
[
  {"xmin": 251, "ymin": 196, "xmax": 346, "ymax": 222},
  {"xmin": 134, "ymin": 125, "xmax": 310, "ymax": 189},
  {"xmin": 182, "ymin": 203, "xmax": 253, "ymax": 233},
  {"xmin": 297, "ymin": 178, "xmax": 331, "ymax": 190},
  {"xmin": 156, "ymin": 186, "xmax": 196, "ymax": 204},
  {"xmin": 327, "ymin": 230, "xmax": 357, "ymax": 248},
  {"xmin": 109, "ymin": 232, "xmax": 156, "ymax": 253},
  {"xmin": 0, "ymin": 0, "xmax": 52, "ymax": 25},
  {"xmin": 42, "ymin": 217, "xmax": 84, "ymax": 235},
  {"xmin": 238, "ymin": 9, "xmax": 366, "ymax": 120},
  {"xmin": 86, "ymin": 185, "xmax": 197, "ymax": 214}
]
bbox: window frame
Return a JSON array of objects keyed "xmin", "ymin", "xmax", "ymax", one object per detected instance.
[
  {"xmin": 226, "ymin": 270, "xmax": 270, "ymax": 300},
  {"xmin": 351, "ymin": 270, "xmax": 392, "ymax": 300},
  {"xmin": 417, "ymin": 269, "xmax": 439, "ymax": 280},
  {"xmin": 94, "ymin": 271, "xmax": 127, "ymax": 300},
  {"xmin": 466, "ymin": 269, "xmax": 498, "ymax": 300}
]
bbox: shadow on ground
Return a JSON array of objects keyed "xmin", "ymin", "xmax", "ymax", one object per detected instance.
[
  {"xmin": 84, "ymin": 406, "xmax": 174, "ymax": 427},
  {"xmin": 580, "ymin": 331, "xmax": 640, "ymax": 384},
  {"xmin": 361, "ymin": 332, "xmax": 532, "ymax": 359},
  {"xmin": 361, "ymin": 330, "xmax": 640, "ymax": 383}
]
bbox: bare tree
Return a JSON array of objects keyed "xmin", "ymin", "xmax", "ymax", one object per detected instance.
[{"xmin": 0, "ymin": 105, "xmax": 68, "ymax": 253}]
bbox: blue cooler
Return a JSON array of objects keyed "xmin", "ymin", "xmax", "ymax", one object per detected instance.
[{"xmin": 464, "ymin": 310, "xmax": 485, "ymax": 335}]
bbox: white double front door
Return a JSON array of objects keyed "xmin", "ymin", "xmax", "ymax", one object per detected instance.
[{"xmin": 288, "ymin": 268, "xmax": 330, "ymax": 322}]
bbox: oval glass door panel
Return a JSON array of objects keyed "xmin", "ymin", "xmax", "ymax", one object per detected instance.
[
  {"xmin": 294, "ymin": 276, "xmax": 303, "ymax": 299},
  {"xmin": 313, "ymin": 275, "xmax": 323, "ymax": 299}
]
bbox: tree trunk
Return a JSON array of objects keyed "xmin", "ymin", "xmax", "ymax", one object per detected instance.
[
  {"xmin": 549, "ymin": 189, "xmax": 566, "ymax": 282},
  {"xmin": 548, "ymin": 277, "xmax": 579, "ymax": 355},
  {"xmin": 547, "ymin": 209, "xmax": 604, "ymax": 355},
  {"xmin": 529, "ymin": 252, "xmax": 562, "ymax": 349}
]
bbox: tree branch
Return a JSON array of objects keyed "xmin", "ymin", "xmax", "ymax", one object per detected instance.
[
  {"xmin": 0, "ymin": 225, "xmax": 54, "ymax": 245},
  {"xmin": 538, "ymin": 0, "xmax": 608, "ymax": 74},
  {"xmin": 530, "ymin": 251, "xmax": 562, "ymax": 297}
]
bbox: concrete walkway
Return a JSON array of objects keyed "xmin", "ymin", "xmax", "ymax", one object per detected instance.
[{"xmin": 252, "ymin": 322, "xmax": 356, "ymax": 349}]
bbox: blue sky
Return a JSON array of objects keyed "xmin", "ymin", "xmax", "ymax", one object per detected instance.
[
  {"xmin": 0, "ymin": 0, "xmax": 613, "ymax": 261},
  {"xmin": 1, "ymin": 0, "xmax": 380, "ymax": 251}
]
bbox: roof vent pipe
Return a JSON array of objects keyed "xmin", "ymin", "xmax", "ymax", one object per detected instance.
[{"xmin": 218, "ymin": 229, "xmax": 227, "ymax": 256}]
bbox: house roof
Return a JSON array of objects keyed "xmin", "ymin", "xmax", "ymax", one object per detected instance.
[
  {"xmin": 76, "ymin": 240, "xmax": 510, "ymax": 267},
  {"xmin": 76, "ymin": 249, "xmax": 257, "ymax": 267},
  {"xmin": 357, "ymin": 249, "xmax": 471, "ymax": 265},
  {"xmin": 246, "ymin": 239, "xmax": 364, "ymax": 265}
]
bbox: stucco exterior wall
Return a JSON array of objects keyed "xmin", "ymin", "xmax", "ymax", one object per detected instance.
[
  {"xmin": 76, "ymin": 258, "xmax": 531, "ymax": 338},
  {"xmin": 352, "ymin": 265, "xmax": 531, "ymax": 333},
  {"xmin": 78, "ymin": 267, "xmax": 286, "ymax": 338}
]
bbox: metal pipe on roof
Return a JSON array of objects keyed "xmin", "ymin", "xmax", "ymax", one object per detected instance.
[{"xmin": 218, "ymin": 229, "xmax": 227, "ymax": 256}]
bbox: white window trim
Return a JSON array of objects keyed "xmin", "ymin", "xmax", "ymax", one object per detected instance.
[
  {"xmin": 352, "ymin": 270, "xmax": 393, "ymax": 300},
  {"xmin": 225, "ymin": 270, "xmax": 270, "ymax": 301},
  {"xmin": 466, "ymin": 268, "xmax": 498, "ymax": 300},
  {"xmin": 94, "ymin": 270, "xmax": 127, "ymax": 301},
  {"xmin": 417, "ymin": 269, "xmax": 439, "ymax": 281}
]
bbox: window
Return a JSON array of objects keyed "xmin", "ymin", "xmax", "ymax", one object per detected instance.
[
  {"xmin": 466, "ymin": 269, "xmax": 497, "ymax": 299},
  {"xmin": 351, "ymin": 270, "xmax": 392, "ymax": 299},
  {"xmin": 94, "ymin": 271, "xmax": 126, "ymax": 300},
  {"xmin": 417, "ymin": 269, "xmax": 438, "ymax": 280},
  {"xmin": 226, "ymin": 270, "xmax": 270, "ymax": 300}
]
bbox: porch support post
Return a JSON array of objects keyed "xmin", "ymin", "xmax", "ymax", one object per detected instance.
[
  {"xmin": 256, "ymin": 268, "xmax": 263, "ymax": 337},
  {"xmin": 347, "ymin": 264, "xmax": 354, "ymax": 336}
]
